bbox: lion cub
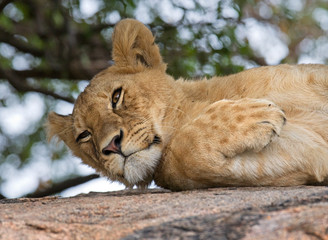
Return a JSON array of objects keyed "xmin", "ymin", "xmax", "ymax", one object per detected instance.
[{"xmin": 47, "ymin": 19, "xmax": 328, "ymax": 190}]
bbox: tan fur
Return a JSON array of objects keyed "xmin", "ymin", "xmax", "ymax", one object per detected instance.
[{"xmin": 47, "ymin": 19, "xmax": 328, "ymax": 191}]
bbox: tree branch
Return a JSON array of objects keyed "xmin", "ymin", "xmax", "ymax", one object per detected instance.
[
  {"xmin": 247, "ymin": 55, "xmax": 267, "ymax": 66},
  {"xmin": 0, "ymin": 0, "xmax": 14, "ymax": 12},
  {"xmin": 6, "ymin": 61, "xmax": 110, "ymax": 80},
  {"xmin": 11, "ymin": 69, "xmax": 87, "ymax": 80},
  {"xmin": 25, "ymin": 174, "xmax": 100, "ymax": 198},
  {"xmin": 0, "ymin": 27, "xmax": 44, "ymax": 57},
  {"xmin": 0, "ymin": 67, "xmax": 75, "ymax": 103}
]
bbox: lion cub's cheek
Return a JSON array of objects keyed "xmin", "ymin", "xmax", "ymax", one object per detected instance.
[{"xmin": 124, "ymin": 146, "xmax": 162, "ymax": 185}]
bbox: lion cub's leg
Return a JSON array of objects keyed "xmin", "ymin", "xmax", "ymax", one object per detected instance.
[
  {"xmin": 156, "ymin": 98, "xmax": 287, "ymax": 190},
  {"xmin": 193, "ymin": 98, "xmax": 286, "ymax": 158}
]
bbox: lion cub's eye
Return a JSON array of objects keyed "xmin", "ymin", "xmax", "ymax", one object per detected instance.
[
  {"xmin": 76, "ymin": 130, "xmax": 91, "ymax": 143},
  {"xmin": 112, "ymin": 87, "xmax": 122, "ymax": 108}
]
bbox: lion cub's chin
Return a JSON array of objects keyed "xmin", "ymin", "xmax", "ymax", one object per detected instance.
[{"xmin": 108, "ymin": 145, "xmax": 162, "ymax": 187}]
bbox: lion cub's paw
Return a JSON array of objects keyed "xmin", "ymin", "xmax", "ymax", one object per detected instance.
[
  {"xmin": 208, "ymin": 99, "xmax": 286, "ymax": 157},
  {"xmin": 233, "ymin": 99, "xmax": 286, "ymax": 153},
  {"xmin": 193, "ymin": 98, "xmax": 286, "ymax": 158}
]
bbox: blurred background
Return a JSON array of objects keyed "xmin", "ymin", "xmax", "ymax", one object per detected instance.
[{"xmin": 0, "ymin": 0, "xmax": 328, "ymax": 198}]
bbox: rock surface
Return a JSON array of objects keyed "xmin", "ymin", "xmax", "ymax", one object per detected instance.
[{"xmin": 0, "ymin": 186, "xmax": 327, "ymax": 239}]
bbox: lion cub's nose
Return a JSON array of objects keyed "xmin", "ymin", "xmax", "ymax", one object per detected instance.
[{"xmin": 102, "ymin": 131, "xmax": 123, "ymax": 156}]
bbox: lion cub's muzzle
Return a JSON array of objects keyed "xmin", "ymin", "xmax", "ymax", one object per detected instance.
[{"xmin": 102, "ymin": 129, "xmax": 124, "ymax": 156}]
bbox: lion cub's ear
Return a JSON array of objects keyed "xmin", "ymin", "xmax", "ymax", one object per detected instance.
[
  {"xmin": 111, "ymin": 19, "xmax": 166, "ymax": 73},
  {"xmin": 46, "ymin": 112, "xmax": 79, "ymax": 155}
]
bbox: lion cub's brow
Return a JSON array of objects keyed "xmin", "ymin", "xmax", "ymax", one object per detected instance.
[{"xmin": 97, "ymin": 92, "xmax": 108, "ymax": 99}]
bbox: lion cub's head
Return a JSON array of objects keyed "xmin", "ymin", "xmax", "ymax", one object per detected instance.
[{"xmin": 47, "ymin": 19, "xmax": 174, "ymax": 188}]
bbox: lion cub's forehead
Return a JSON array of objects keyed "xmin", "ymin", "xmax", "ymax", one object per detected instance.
[
  {"xmin": 74, "ymin": 86, "xmax": 107, "ymax": 113},
  {"xmin": 72, "ymin": 76, "xmax": 131, "ymax": 114}
]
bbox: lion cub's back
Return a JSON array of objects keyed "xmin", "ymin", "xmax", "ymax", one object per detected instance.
[{"xmin": 213, "ymin": 64, "xmax": 328, "ymax": 111}]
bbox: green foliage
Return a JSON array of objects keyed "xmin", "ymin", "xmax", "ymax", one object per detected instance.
[{"xmin": 0, "ymin": 0, "xmax": 328, "ymax": 197}]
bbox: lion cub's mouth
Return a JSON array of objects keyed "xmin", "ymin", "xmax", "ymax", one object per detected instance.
[
  {"xmin": 103, "ymin": 134, "xmax": 162, "ymax": 183},
  {"xmin": 124, "ymin": 135, "xmax": 161, "ymax": 158},
  {"xmin": 117, "ymin": 134, "xmax": 161, "ymax": 159}
]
